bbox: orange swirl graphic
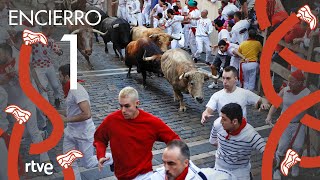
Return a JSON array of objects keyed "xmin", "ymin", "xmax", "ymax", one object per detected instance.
[
  {"xmin": 255, "ymin": 1, "xmax": 320, "ymax": 179},
  {"xmin": 18, "ymin": 44, "xmax": 74, "ymax": 179},
  {"xmin": 8, "ymin": 124, "xmax": 24, "ymax": 179}
]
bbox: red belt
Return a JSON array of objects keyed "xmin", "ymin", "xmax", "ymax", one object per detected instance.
[{"xmin": 191, "ymin": 27, "xmax": 196, "ymax": 35}]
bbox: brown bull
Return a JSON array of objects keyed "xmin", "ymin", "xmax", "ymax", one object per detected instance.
[
  {"xmin": 131, "ymin": 26, "xmax": 180, "ymax": 52},
  {"xmin": 67, "ymin": 18, "xmax": 106, "ymax": 69},
  {"xmin": 160, "ymin": 49, "xmax": 218, "ymax": 111},
  {"xmin": 125, "ymin": 38, "xmax": 163, "ymax": 87}
]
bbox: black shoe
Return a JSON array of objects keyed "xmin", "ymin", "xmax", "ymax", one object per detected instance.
[
  {"xmin": 193, "ymin": 58, "xmax": 198, "ymax": 63},
  {"xmin": 110, "ymin": 163, "xmax": 114, "ymax": 172},
  {"xmin": 205, "ymin": 62, "xmax": 211, "ymax": 66},
  {"xmin": 54, "ymin": 98, "xmax": 60, "ymax": 109}
]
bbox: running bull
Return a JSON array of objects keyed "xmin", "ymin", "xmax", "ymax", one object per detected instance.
[
  {"xmin": 131, "ymin": 26, "xmax": 180, "ymax": 52},
  {"xmin": 125, "ymin": 38, "xmax": 163, "ymax": 87},
  {"xmin": 100, "ymin": 17, "xmax": 131, "ymax": 60},
  {"xmin": 160, "ymin": 49, "xmax": 218, "ymax": 112},
  {"xmin": 67, "ymin": 17, "xmax": 107, "ymax": 69}
]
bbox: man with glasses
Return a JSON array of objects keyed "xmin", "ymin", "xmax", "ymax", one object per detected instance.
[{"xmin": 94, "ymin": 86, "xmax": 180, "ymax": 180}]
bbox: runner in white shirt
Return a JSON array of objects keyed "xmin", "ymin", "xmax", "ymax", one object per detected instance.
[
  {"xmin": 201, "ymin": 66, "xmax": 269, "ymax": 124},
  {"xmin": 112, "ymin": 0, "xmax": 127, "ymax": 20},
  {"xmin": 153, "ymin": 13, "xmax": 166, "ymax": 28},
  {"xmin": 126, "ymin": 0, "xmax": 143, "ymax": 26},
  {"xmin": 221, "ymin": 0, "xmax": 239, "ymax": 21},
  {"xmin": 181, "ymin": 1, "xmax": 190, "ymax": 49},
  {"xmin": 165, "ymin": 9, "xmax": 185, "ymax": 48},
  {"xmin": 265, "ymin": 70, "xmax": 311, "ymax": 179},
  {"xmin": 142, "ymin": 0, "xmax": 152, "ymax": 26},
  {"xmin": 162, "ymin": 3, "xmax": 169, "ymax": 19},
  {"xmin": 210, "ymin": 103, "xmax": 265, "ymax": 179},
  {"xmin": 231, "ymin": 11, "xmax": 250, "ymax": 45},
  {"xmin": 193, "ymin": 9, "xmax": 213, "ymax": 64},
  {"xmin": 58, "ymin": 64, "xmax": 113, "ymax": 179},
  {"xmin": 186, "ymin": 0, "xmax": 201, "ymax": 61}
]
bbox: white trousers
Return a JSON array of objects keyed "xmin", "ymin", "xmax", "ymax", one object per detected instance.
[
  {"xmin": 142, "ymin": 3, "xmax": 151, "ymax": 25},
  {"xmin": 170, "ymin": 33, "xmax": 184, "ymax": 49},
  {"xmin": 117, "ymin": 6, "xmax": 127, "ymax": 20},
  {"xmin": 241, "ymin": 62, "xmax": 259, "ymax": 91},
  {"xmin": 127, "ymin": 13, "xmax": 143, "ymax": 26},
  {"xmin": 214, "ymin": 163, "xmax": 251, "ymax": 180},
  {"xmin": 276, "ymin": 123, "xmax": 305, "ymax": 157},
  {"xmin": 194, "ymin": 36, "xmax": 212, "ymax": 62},
  {"xmin": 183, "ymin": 24, "xmax": 191, "ymax": 48},
  {"xmin": 189, "ymin": 29, "xmax": 197, "ymax": 55},
  {"xmin": 34, "ymin": 65, "xmax": 61, "ymax": 128},
  {"xmin": 0, "ymin": 138, "xmax": 8, "ymax": 180},
  {"xmin": 230, "ymin": 56, "xmax": 240, "ymax": 70},
  {"xmin": 34, "ymin": 65, "xmax": 61, "ymax": 100},
  {"xmin": 63, "ymin": 130, "xmax": 113, "ymax": 180},
  {"xmin": 0, "ymin": 86, "xmax": 9, "ymax": 132}
]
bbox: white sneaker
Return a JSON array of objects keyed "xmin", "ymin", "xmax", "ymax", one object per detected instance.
[
  {"xmin": 291, "ymin": 165, "xmax": 299, "ymax": 177},
  {"xmin": 208, "ymin": 82, "xmax": 218, "ymax": 89},
  {"xmin": 273, "ymin": 169, "xmax": 281, "ymax": 180}
]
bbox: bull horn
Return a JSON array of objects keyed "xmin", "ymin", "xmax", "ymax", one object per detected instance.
[
  {"xmin": 169, "ymin": 35, "xmax": 181, "ymax": 40},
  {"xmin": 71, "ymin": 29, "xmax": 80, "ymax": 34},
  {"xmin": 92, "ymin": 29, "xmax": 108, "ymax": 36},
  {"xmin": 113, "ymin": 24, "xmax": 120, "ymax": 28},
  {"xmin": 143, "ymin": 55, "xmax": 158, "ymax": 61},
  {"xmin": 149, "ymin": 34, "xmax": 159, "ymax": 38},
  {"xmin": 179, "ymin": 73, "xmax": 185, "ymax": 80}
]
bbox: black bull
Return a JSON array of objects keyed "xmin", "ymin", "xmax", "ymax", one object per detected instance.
[
  {"xmin": 125, "ymin": 38, "xmax": 163, "ymax": 87},
  {"xmin": 100, "ymin": 17, "xmax": 131, "ymax": 60}
]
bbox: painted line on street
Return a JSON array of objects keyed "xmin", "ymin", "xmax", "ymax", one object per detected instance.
[
  {"xmin": 78, "ymin": 71, "xmax": 138, "ymax": 77},
  {"xmin": 79, "ymin": 68, "xmax": 136, "ymax": 74}
]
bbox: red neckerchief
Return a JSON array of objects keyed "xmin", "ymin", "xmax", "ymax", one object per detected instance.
[
  {"xmin": 287, "ymin": 86, "xmax": 306, "ymax": 95},
  {"xmin": 175, "ymin": 166, "xmax": 189, "ymax": 180},
  {"xmin": 218, "ymin": 27, "xmax": 225, "ymax": 33},
  {"xmin": 174, "ymin": 11, "xmax": 181, "ymax": 15},
  {"xmin": 188, "ymin": 7, "xmax": 198, "ymax": 13},
  {"xmin": 226, "ymin": 118, "xmax": 247, "ymax": 140},
  {"xmin": 0, "ymin": 59, "xmax": 15, "ymax": 74},
  {"xmin": 63, "ymin": 80, "xmax": 85, "ymax": 98},
  {"xmin": 225, "ymin": 43, "xmax": 230, "ymax": 50}
]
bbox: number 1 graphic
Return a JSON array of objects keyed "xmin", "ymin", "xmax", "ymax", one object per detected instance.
[{"xmin": 61, "ymin": 34, "xmax": 78, "ymax": 90}]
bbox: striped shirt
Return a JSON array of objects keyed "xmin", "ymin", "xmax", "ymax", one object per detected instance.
[{"xmin": 210, "ymin": 117, "xmax": 265, "ymax": 170}]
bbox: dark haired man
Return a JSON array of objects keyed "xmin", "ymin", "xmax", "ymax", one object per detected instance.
[
  {"xmin": 58, "ymin": 64, "xmax": 113, "ymax": 179},
  {"xmin": 165, "ymin": 8, "xmax": 185, "ymax": 48},
  {"xmin": 201, "ymin": 66, "xmax": 269, "ymax": 124},
  {"xmin": 231, "ymin": 11, "xmax": 250, "ymax": 45},
  {"xmin": 210, "ymin": 103, "xmax": 265, "ymax": 179},
  {"xmin": 150, "ymin": 140, "xmax": 207, "ymax": 179}
]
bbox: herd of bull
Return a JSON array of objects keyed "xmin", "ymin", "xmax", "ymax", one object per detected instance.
[{"xmin": 62, "ymin": 4, "xmax": 218, "ymax": 112}]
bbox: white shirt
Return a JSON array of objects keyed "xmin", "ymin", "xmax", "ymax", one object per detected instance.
[
  {"xmin": 165, "ymin": 15, "xmax": 184, "ymax": 35},
  {"xmin": 231, "ymin": 20, "xmax": 250, "ymax": 44},
  {"xmin": 282, "ymin": 87, "xmax": 310, "ymax": 123},
  {"xmin": 195, "ymin": 18, "xmax": 213, "ymax": 36},
  {"xmin": 65, "ymin": 83, "xmax": 96, "ymax": 139},
  {"xmin": 221, "ymin": 3, "xmax": 239, "ymax": 20},
  {"xmin": 118, "ymin": 0, "xmax": 126, "ymax": 7},
  {"xmin": 206, "ymin": 87, "xmax": 260, "ymax": 119},
  {"xmin": 153, "ymin": 17, "xmax": 166, "ymax": 28},
  {"xmin": 210, "ymin": 117, "xmax": 265, "ymax": 170},
  {"xmin": 189, "ymin": 9, "xmax": 201, "ymax": 27},
  {"xmin": 218, "ymin": 29, "xmax": 231, "ymax": 41},
  {"xmin": 152, "ymin": 4, "xmax": 163, "ymax": 16},
  {"xmin": 219, "ymin": 43, "xmax": 239, "ymax": 56},
  {"xmin": 127, "ymin": 0, "xmax": 141, "ymax": 14}
]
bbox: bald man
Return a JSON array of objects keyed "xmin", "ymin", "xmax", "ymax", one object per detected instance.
[{"xmin": 193, "ymin": 9, "xmax": 213, "ymax": 64}]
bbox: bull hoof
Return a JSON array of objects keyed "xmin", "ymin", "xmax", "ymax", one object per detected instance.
[{"xmin": 179, "ymin": 106, "xmax": 187, "ymax": 112}]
